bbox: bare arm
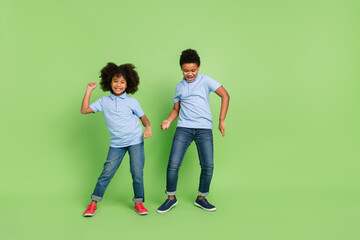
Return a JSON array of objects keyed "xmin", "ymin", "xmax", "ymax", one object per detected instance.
[
  {"xmin": 81, "ymin": 82, "xmax": 97, "ymax": 114},
  {"xmin": 215, "ymin": 86, "xmax": 230, "ymax": 137},
  {"xmin": 161, "ymin": 101, "xmax": 180, "ymax": 131},
  {"xmin": 140, "ymin": 115, "xmax": 152, "ymax": 138}
]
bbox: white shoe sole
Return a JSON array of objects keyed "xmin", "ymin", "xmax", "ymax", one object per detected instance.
[
  {"xmin": 194, "ymin": 202, "xmax": 216, "ymax": 211},
  {"xmin": 157, "ymin": 201, "xmax": 178, "ymax": 213},
  {"xmin": 135, "ymin": 210, "xmax": 149, "ymax": 215},
  {"xmin": 83, "ymin": 210, "xmax": 97, "ymax": 217}
]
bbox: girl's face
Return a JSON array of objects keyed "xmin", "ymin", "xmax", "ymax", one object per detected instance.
[
  {"xmin": 111, "ymin": 74, "xmax": 127, "ymax": 96},
  {"xmin": 181, "ymin": 63, "xmax": 200, "ymax": 83}
]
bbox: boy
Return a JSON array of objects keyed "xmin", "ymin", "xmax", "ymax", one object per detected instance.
[{"xmin": 157, "ymin": 49, "xmax": 230, "ymax": 213}]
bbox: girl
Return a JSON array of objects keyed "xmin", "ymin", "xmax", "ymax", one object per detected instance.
[{"xmin": 81, "ymin": 63, "xmax": 151, "ymax": 216}]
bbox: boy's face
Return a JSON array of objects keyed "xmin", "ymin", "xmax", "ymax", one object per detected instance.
[
  {"xmin": 181, "ymin": 63, "xmax": 200, "ymax": 83},
  {"xmin": 110, "ymin": 74, "xmax": 127, "ymax": 96}
]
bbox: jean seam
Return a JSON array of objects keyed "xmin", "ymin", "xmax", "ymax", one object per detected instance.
[
  {"xmin": 195, "ymin": 129, "xmax": 213, "ymax": 194},
  {"xmin": 166, "ymin": 128, "xmax": 194, "ymax": 193}
]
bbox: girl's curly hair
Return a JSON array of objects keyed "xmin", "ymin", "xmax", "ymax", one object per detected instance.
[
  {"xmin": 179, "ymin": 49, "xmax": 201, "ymax": 67},
  {"xmin": 99, "ymin": 62, "xmax": 139, "ymax": 94}
]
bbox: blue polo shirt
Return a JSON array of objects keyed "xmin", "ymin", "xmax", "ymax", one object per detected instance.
[
  {"xmin": 173, "ymin": 74, "xmax": 222, "ymax": 129},
  {"xmin": 89, "ymin": 93, "xmax": 145, "ymax": 147}
]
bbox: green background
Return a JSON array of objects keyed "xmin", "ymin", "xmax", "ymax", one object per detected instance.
[{"xmin": 1, "ymin": 0, "xmax": 359, "ymax": 239}]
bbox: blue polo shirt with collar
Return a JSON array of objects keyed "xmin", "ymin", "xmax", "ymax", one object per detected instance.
[
  {"xmin": 173, "ymin": 74, "xmax": 222, "ymax": 129},
  {"xmin": 89, "ymin": 92, "xmax": 145, "ymax": 148}
]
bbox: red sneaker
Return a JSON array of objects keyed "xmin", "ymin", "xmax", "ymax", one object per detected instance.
[
  {"xmin": 83, "ymin": 203, "xmax": 97, "ymax": 217},
  {"xmin": 134, "ymin": 203, "xmax": 148, "ymax": 215}
]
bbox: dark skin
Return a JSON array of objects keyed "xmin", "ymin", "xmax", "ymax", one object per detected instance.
[
  {"xmin": 81, "ymin": 78, "xmax": 152, "ymax": 206},
  {"xmin": 161, "ymin": 63, "xmax": 230, "ymax": 200}
]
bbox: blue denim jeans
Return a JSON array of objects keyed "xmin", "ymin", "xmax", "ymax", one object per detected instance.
[
  {"xmin": 91, "ymin": 142, "xmax": 145, "ymax": 203},
  {"xmin": 166, "ymin": 127, "xmax": 214, "ymax": 197}
]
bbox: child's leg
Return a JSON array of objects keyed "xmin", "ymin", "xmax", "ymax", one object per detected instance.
[
  {"xmin": 166, "ymin": 127, "xmax": 194, "ymax": 196},
  {"xmin": 128, "ymin": 142, "xmax": 145, "ymax": 203},
  {"xmin": 91, "ymin": 147, "xmax": 127, "ymax": 202},
  {"xmin": 194, "ymin": 129, "xmax": 214, "ymax": 198}
]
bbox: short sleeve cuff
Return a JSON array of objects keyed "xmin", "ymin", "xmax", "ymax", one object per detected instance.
[
  {"xmin": 89, "ymin": 105, "xmax": 99, "ymax": 113},
  {"xmin": 136, "ymin": 110, "xmax": 145, "ymax": 118},
  {"xmin": 214, "ymin": 83, "xmax": 222, "ymax": 92}
]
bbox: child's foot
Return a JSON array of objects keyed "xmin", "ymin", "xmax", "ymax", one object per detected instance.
[
  {"xmin": 194, "ymin": 198, "xmax": 216, "ymax": 211},
  {"xmin": 134, "ymin": 203, "xmax": 148, "ymax": 215},
  {"xmin": 83, "ymin": 203, "xmax": 97, "ymax": 217},
  {"xmin": 157, "ymin": 197, "xmax": 178, "ymax": 213}
]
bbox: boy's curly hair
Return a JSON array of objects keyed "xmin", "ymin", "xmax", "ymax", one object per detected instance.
[
  {"xmin": 99, "ymin": 63, "xmax": 139, "ymax": 94},
  {"xmin": 179, "ymin": 49, "xmax": 201, "ymax": 67}
]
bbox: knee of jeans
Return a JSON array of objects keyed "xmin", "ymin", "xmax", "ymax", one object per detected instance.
[
  {"xmin": 167, "ymin": 163, "xmax": 180, "ymax": 171},
  {"xmin": 131, "ymin": 166, "xmax": 143, "ymax": 176},
  {"xmin": 133, "ymin": 175, "xmax": 143, "ymax": 184},
  {"xmin": 100, "ymin": 163, "xmax": 116, "ymax": 177},
  {"xmin": 98, "ymin": 172, "xmax": 112, "ymax": 180},
  {"xmin": 201, "ymin": 164, "xmax": 214, "ymax": 172},
  {"xmin": 103, "ymin": 164, "xmax": 114, "ymax": 173}
]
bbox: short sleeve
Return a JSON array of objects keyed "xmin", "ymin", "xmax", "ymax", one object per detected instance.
[
  {"xmin": 206, "ymin": 76, "xmax": 222, "ymax": 92},
  {"xmin": 173, "ymin": 84, "xmax": 180, "ymax": 103},
  {"xmin": 131, "ymin": 99, "xmax": 145, "ymax": 118},
  {"xmin": 89, "ymin": 97, "xmax": 103, "ymax": 113}
]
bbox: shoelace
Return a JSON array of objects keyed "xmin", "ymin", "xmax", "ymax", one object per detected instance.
[
  {"xmin": 86, "ymin": 205, "xmax": 96, "ymax": 212},
  {"xmin": 136, "ymin": 203, "xmax": 144, "ymax": 209},
  {"xmin": 201, "ymin": 199, "xmax": 213, "ymax": 207},
  {"xmin": 163, "ymin": 199, "xmax": 175, "ymax": 207}
]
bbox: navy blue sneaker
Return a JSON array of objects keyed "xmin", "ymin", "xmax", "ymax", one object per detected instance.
[
  {"xmin": 157, "ymin": 197, "xmax": 178, "ymax": 213},
  {"xmin": 194, "ymin": 198, "xmax": 216, "ymax": 211}
]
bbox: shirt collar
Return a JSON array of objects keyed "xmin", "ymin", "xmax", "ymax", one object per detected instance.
[
  {"xmin": 182, "ymin": 74, "xmax": 201, "ymax": 85},
  {"xmin": 110, "ymin": 92, "xmax": 127, "ymax": 100}
]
